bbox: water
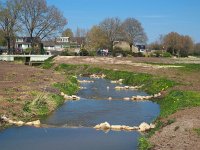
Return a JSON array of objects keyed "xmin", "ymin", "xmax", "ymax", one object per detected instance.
[{"xmin": 0, "ymin": 78, "xmax": 160, "ymax": 150}]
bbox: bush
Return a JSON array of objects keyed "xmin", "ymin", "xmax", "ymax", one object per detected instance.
[
  {"xmin": 24, "ymin": 48, "xmax": 32, "ymax": 54},
  {"xmin": 112, "ymin": 47, "xmax": 131, "ymax": 57},
  {"xmin": 163, "ymin": 52, "xmax": 172, "ymax": 57},
  {"xmin": 60, "ymin": 49, "xmax": 75, "ymax": 56},
  {"xmin": 132, "ymin": 52, "xmax": 145, "ymax": 57},
  {"xmin": 79, "ymin": 49, "xmax": 89, "ymax": 56}
]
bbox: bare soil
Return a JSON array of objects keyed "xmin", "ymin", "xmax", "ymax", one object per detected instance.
[
  {"xmin": 0, "ymin": 61, "xmax": 65, "ymax": 122},
  {"xmin": 54, "ymin": 56, "xmax": 200, "ymax": 150}
]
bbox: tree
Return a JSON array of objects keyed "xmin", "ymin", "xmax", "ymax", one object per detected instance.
[
  {"xmin": 163, "ymin": 32, "xmax": 194, "ymax": 57},
  {"xmin": 0, "ymin": 29, "xmax": 6, "ymax": 46},
  {"xmin": 163, "ymin": 32, "xmax": 181, "ymax": 55},
  {"xmin": 0, "ymin": 0, "xmax": 21, "ymax": 53},
  {"xmin": 85, "ymin": 25, "xmax": 109, "ymax": 50},
  {"xmin": 121, "ymin": 18, "xmax": 147, "ymax": 51},
  {"xmin": 194, "ymin": 43, "xmax": 200, "ymax": 56},
  {"xmin": 62, "ymin": 28, "xmax": 73, "ymax": 38},
  {"xmin": 19, "ymin": 0, "xmax": 67, "ymax": 48},
  {"xmin": 99, "ymin": 17, "xmax": 121, "ymax": 50},
  {"xmin": 179, "ymin": 35, "xmax": 194, "ymax": 57}
]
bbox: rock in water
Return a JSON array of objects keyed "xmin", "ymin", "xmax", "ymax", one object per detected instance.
[
  {"xmin": 94, "ymin": 122, "xmax": 111, "ymax": 130},
  {"xmin": 111, "ymin": 125, "xmax": 122, "ymax": 130},
  {"xmin": 139, "ymin": 122, "xmax": 151, "ymax": 132}
]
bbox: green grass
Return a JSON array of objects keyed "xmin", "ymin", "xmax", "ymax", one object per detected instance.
[
  {"xmin": 177, "ymin": 64, "xmax": 200, "ymax": 72},
  {"xmin": 55, "ymin": 64, "xmax": 176, "ymax": 95},
  {"xmin": 40, "ymin": 56, "xmax": 55, "ymax": 69},
  {"xmin": 158, "ymin": 90, "xmax": 200, "ymax": 118},
  {"xmin": 53, "ymin": 76, "xmax": 79, "ymax": 95},
  {"xmin": 23, "ymin": 92, "xmax": 64, "ymax": 116},
  {"xmin": 138, "ymin": 137, "xmax": 152, "ymax": 150}
]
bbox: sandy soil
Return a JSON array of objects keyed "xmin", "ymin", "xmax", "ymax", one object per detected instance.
[{"xmin": 54, "ymin": 56, "xmax": 200, "ymax": 149}]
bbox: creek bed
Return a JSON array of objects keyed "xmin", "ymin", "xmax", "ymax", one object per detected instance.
[{"xmin": 0, "ymin": 78, "xmax": 160, "ymax": 150}]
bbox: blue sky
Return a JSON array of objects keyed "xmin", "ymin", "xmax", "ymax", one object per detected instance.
[{"xmin": 47, "ymin": 0, "xmax": 200, "ymax": 43}]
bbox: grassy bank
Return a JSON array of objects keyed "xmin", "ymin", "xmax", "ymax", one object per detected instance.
[
  {"xmin": 55, "ymin": 64, "xmax": 176, "ymax": 95},
  {"xmin": 22, "ymin": 75, "xmax": 79, "ymax": 119}
]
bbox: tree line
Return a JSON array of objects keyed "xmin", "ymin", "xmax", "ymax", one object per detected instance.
[
  {"xmin": 149, "ymin": 32, "xmax": 200, "ymax": 57},
  {"xmin": 62, "ymin": 17, "xmax": 147, "ymax": 52},
  {"xmin": 0, "ymin": 0, "xmax": 67, "ymax": 53}
]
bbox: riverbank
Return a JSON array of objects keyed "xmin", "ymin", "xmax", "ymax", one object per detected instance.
[
  {"xmin": 0, "ymin": 61, "xmax": 79, "ymax": 129},
  {"xmin": 54, "ymin": 56, "xmax": 200, "ymax": 150}
]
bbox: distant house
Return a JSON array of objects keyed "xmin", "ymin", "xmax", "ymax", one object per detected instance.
[
  {"xmin": 15, "ymin": 37, "xmax": 41, "ymax": 51},
  {"xmin": 136, "ymin": 45, "xmax": 146, "ymax": 52},
  {"xmin": 43, "ymin": 36, "xmax": 85, "ymax": 52},
  {"xmin": 55, "ymin": 37, "xmax": 70, "ymax": 51},
  {"xmin": 113, "ymin": 41, "xmax": 139, "ymax": 52}
]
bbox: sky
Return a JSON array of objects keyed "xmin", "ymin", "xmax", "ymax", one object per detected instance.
[{"xmin": 46, "ymin": 0, "xmax": 200, "ymax": 43}]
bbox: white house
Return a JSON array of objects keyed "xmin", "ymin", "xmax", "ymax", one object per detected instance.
[
  {"xmin": 43, "ymin": 37, "xmax": 70, "ymax": 51},
  {"xmin": 15, "ymin": 37, "xmax": 40, "ymax": 50},
  {"xmin": 54, "ymin": 37, "xmax": 70, "ymax": 51}
]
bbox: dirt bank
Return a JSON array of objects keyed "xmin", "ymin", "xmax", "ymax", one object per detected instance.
[{"xmin": 0, "ymin": 61, "xmax": 65, "ymax": 126}]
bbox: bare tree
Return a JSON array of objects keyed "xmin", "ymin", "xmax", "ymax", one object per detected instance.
[
  {"xmin": 121, "ymin": 18, "xmax": 147, "ymax": 51},
  {"xmin": 19, "ymin": 0, "xmax": 67, "ymax": 47},
  {"xmin": 99, "ymin": 17, "xmax": 121, "ymax": 50},
  {"xmin": 0, "ymin": 0, "xmax": 21, "ymax": 53}
]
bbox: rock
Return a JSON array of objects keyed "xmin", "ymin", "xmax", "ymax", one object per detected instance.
[
  {"xmin": 94, "ymin": 124, "xmax": 100, "ymax": 129},
  {"xmin": 150, "ymin": 123, "xmax": 156, "ymax": 129},
  {"xmin": 123, "ymin": 97, "xmax": 130, "ymax": 101},
  {"xmin": 1, "ymin": 115, "xmax": 9, "ymax": 122},
  {"xmin": 60, "ymin": 92, "xmax": 65, "ymax": 96},
  {"xmin": 25, "ymin": 122, "xmax": 33, "ymax": 126},
  {"xmin": 111, "ymin": 125, "xmax": 122, "ymax": 130},
  {"xmin": 8, "ymin": 120, "xmax": 15, "ymax": 124},
  {"xmin": 72, "ymin": 95, "xmax": 80, "ymax": 100},
  {"xmin": 124, "ymin": 86, "xmax": 129, "ymax": 89},
  {"xmin": 16, "ymin": 121, "xmax": 25, "ymax": 126},
  {"xmin": 64, "ymin": 94, "xmax": 70, "ymax": 100},
  {"xmin": 139, "ymin": 122, "xmax": 151, "ymax": 132},
  {"xmin": 123, "ymin": 126, "xmax": 139, "ymax": 131},
  {"xmin": 94, "ymin": 122, "xmax": 111, "ymax": 130},
  {"xmin": 32, "ymin": 120, "xmax": 41, "ymax": 127},
  {"xmin": 108, "ymin": 97, "xmax": 112, "ymax": 100}
]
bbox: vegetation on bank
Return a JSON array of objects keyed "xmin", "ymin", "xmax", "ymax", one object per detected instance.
[
  {"xmin": 55, "ymin": 64, "xmax": 176, "ymax": 95},
  {"xmin": 22, "ymin": 75, "xmax": 79, "ymax": 118}
]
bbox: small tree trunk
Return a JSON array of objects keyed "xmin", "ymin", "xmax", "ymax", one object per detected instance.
[
  {"xmin": 129, "ymin": 43, "xmax": 133, "ymax": 52},
  {"xmin": 7, "ymin": 38, "xmax": 11, "ymax": 54}
]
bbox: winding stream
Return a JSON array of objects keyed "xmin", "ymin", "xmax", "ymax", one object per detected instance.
[{"xmin": 0, "ymin": 78, "xmax": 160, "ymax": 150}]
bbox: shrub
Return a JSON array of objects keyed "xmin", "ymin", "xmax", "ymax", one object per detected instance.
[
  {"xmin": 163, "ymin": 52, "xmax": 172, "ymax": 57},
  {"xmin": 79, "ymin": 49, "xmax": 89, "ymax": 56}
]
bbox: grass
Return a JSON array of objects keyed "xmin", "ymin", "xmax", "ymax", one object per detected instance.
[
  {"xmin": 158, "ymin": 90, "xmax": 200, "ymax": 118},
  {"xmin": 23, "ymin": 91, "xmax": 64, "ymax": 116},
  {"xmin": 53, "ymin": 75, "xmax": 79, "ymax": 95},
  {"xmin": 40, "ymin": 56, "xmax": 55, "ymax": 69},
  {"xmin": 138, "ymin": 137, "xmax": 152, "ymax": 150},
  {"xmin": 55, "ymin": 64, "xmax": 176, "ymax": 95}
]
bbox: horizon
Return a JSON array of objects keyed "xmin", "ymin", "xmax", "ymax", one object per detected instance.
[{"xmin": 47, "ymin": 0, "xmax": 200, "ymax": 44}]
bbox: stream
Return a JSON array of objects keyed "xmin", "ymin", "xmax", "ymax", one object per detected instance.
[{"xmin": 0, "ymin": 77, "xmax": 160, "ymax": 150}]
